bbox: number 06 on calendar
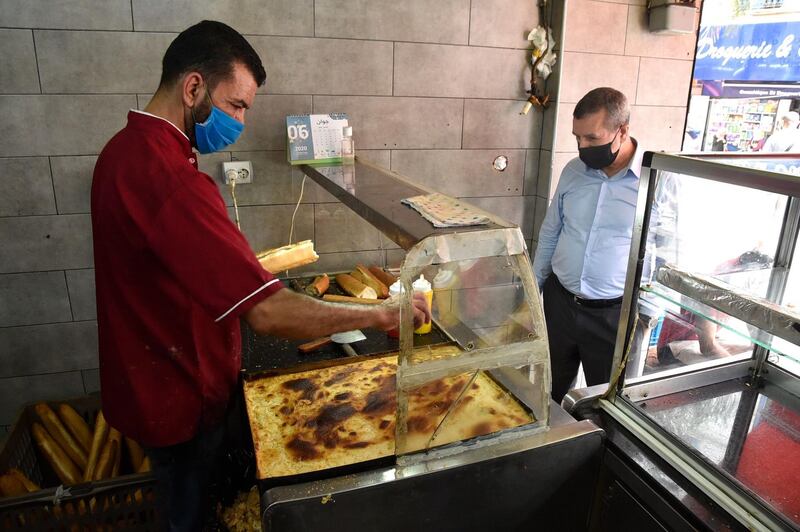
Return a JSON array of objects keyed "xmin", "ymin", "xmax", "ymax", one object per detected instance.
[{"xmin": 286, "ymin": 113, "xmax": 349, "ymax": 165}]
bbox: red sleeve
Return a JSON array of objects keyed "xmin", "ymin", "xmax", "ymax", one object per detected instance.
[{"xmin": 144, "ymin": 175, "xmax": 284, "ymax": 322}]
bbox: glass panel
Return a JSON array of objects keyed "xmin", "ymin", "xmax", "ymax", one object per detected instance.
[
  {"xmin": 772, "ymin": 231, "xmax": 800, "ymax": 377},
  {"xmin": 425, "ymin": 256, "xmax": 535, "ymax": 350},
  {"xmin": 689, "ymin": 156, "xmax": 800, "ymax": 177},
  {"xmin": 634, "ymin": 382, "xmax": 800, "ymax": 528},
  {"xmin": 767, "ymin": 337, "xmax": 800, "ymax": 377},
  {"xmin": 395, "ymin": 245, "xmax": 550, "ymax": 459},
  {"xmin": 628, "ymin": 170, "xmax": 790, "ymax": 380},
  {"xmin": 645, "ymin": 383, "xmax": 742, "ymax": 464},
  {"xmin": 643, "ymin": 171, "xmax": 786, "ymax": 284},
  {"xmin": 628, "ymin": 286, "xmax": 754, "ymax": 380}
]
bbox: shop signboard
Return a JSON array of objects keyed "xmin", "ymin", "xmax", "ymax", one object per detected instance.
[
  {"xmin": 701, "ymin": 81, "xmax": 800, "ymax": 99},
  {"xmin": 694, "ymin": 21, "xmax": 800, "ymax": 82}
]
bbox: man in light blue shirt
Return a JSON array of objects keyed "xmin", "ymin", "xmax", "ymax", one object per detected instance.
[{"xmin": 533, "ymin": 87, "xmax": 643, "ymax": 402}]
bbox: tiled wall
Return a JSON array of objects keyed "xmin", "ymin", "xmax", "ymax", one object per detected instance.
[
  {"xmin": 537, "ymin": 0, "xmax": 699, "ymax": 217},
  {"xmin": 0, "ymin": 0, "xmax": 550, "ymax": 428}
]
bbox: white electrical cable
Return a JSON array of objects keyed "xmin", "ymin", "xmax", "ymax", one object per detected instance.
[
  {"xmin": 285, "ymin": 175, "xmax": 307, "ymax": 277},
  {"xmin": 288, "ymin": 175, "xmax": 306, "ymax": 245},
  {"xmin": 229, "ymin": 177, "xmax": 241, "ymax": 230}
]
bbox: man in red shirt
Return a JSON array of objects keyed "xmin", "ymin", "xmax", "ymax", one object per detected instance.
[{"xmin": 92, "ymin": 21, "xmax": 428, "ymax": 531}]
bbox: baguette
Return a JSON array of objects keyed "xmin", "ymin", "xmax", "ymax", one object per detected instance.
[
  {"xmin": 304, "ymin": 274, "xmax": 330, "ymax": 297},
  {"xmin": 58, "ymin": 404, "xmax": 92, "ymax": 454},
  {"xmin": 84, "ymin": 411, "xmax": 109, "ymax": 482},
  {"xmin": 351, "ymin": 265, "xmax": 389, "ymax": 298},
  {"xmin": 8, "ymin": 468, "xmax": 39, "ymax": 493},
  {"xmin": 35, "ymin": 403, "xmax": 87, "ymax": 471},
  {"xmin": 31, "ymin": 422, "xmax": 81, "ymax": 485},
  {"xmin": 107, "ymin": 428, "xmax": 122, "ymax": 478},
  {"xmin": 0, "ymin": 472, "xmax": 28, "ymax": 497},
  {"xmin": 297, "ymin": 337, "xmax": 332, "ymax": 353},
  {"xmin": 322, "ymin": 294, "xmax": 383, "ymax": 305},
  {"xmin": 93, "ymin": 439, "xmax": 117, "ymax": 481},
  {"xmin": 368, "ymin": 266, "xmax": 397, "ymax": 288},
  {"xmin": 137, "ymin": 456, "xmax": 151, "ymax": 474},
  {"xmin": 257, "ymin": 240, "xmax": 318, "ymax": 273},
  {"xmin": 125, "ymin": 437, "xmax": 145, "ymax": 473},
  {"xmin": 335, "ymin": 274, "xmax": 378, "ymax": 299}
]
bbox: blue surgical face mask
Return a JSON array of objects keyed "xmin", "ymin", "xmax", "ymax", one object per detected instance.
[{"xmin": 192, "ymin": 89, "xmax": 244, "ymax": 154}]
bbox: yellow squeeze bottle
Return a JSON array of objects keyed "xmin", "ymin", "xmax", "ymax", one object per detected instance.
[{"xmin": 413, "ymin": 275, "xmax": 433, "ymax": 334}]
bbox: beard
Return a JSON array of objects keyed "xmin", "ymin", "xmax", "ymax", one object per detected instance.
[{"xmin": 186, "ymin": 95, "xmax": 213, "ymax": 150}]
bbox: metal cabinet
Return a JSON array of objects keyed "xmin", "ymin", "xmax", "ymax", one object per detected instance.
[{"xmin": 569, "ymin": 152, "xmax": 800, "ymax": 531}]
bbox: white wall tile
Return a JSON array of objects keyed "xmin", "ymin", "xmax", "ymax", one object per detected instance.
[
  {"xmin": 564, "ymin": 0, "xmax": 628, "ymax": 54},
  {"xmin": 0, "ymin": 214, "xmax": 93, "ymax": 273},
  {"xmin": 316, "ymin": 0, "xmax": 469, "ymax": 44},
  {"xmin": 558, "ymin": 52, "xmax": 640, "ymax": 104},
  {"xmin": 314, "ymin": 96, "xmax": 463, "ymax": 149},
  {"xmin": 0, "ymin": 321, "xmax": 98, "ymax": 378},
  {"xmin": 469, "ymin": 0, "xmax": 539, "ymax": 49},
  {"xmin": 394, "ymin": 43, "xmax": 528, "ymax": 99},
  {"xmin": 464, "ymin": 196, "xmax": 536, "ymax": 240},
  {"xmin": 314, "ymin": 203, "xmax": 384, "ymax": 253},
  {"xmin": 635, "ymin": 57, "xmax": 694, "ymax": 107},
  {"xmin": 249, "ymin": 36, "xmax": 392, "ymax": 96},
  {"xmin": 0, "ymin": 29, "xmax": 39, "ymax": 93},
  {"xmin": 0, "ymin": 372, "xmax": 86, "ymax": 425},
  {"xmin": 236, "ymin": 204, "xmax": 314, "ymax": 254},
  {"xmin": 391, "ymin": 149, "xmax": 525, "ymax": 197},
  {"xmin": 0, "ymin": 158, "xmax": 55, "ymax": 216},
  {"xmin": 1, "ymin": 95, "xmax": 135, "ymax": 157},
  {"xmin": 463, "ymin": 99, "xmax": 543, "ymax": 149},
  {"xmin": 66, "ymin": 269, "xmax": 96, "ymax": 321},
  {"xmin": 36, "ymin": 30, "xmax": 173, "ymax": 93},
  {"xmin": 132, "ymin": 0, "xmax": 313, "ymax": 36},
  {"xmin": 0, "ymin": 272, "xmax": 71, "ymax": 327},
  {"xmin": 0, "ymin": 0, "xmax": 132, "ymax": 30},
  {"xmin": 50, "ymin": 155, "xmax": 96, "ymax": 214},
  {"xmin": 630, "ymin": 105, "xmax": 686, "ymax": 152}
]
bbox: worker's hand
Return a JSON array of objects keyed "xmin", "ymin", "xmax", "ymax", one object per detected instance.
[
  {"xmin": 377, "ymin": 292, "xmax": 432, "ymax": 331},
  {"xmin": 411, "ymin": 291, "xmax": 432, "ymax": 330}
]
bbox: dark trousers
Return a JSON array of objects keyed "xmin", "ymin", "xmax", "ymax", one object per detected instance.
[
  {"xmin": 543, "ymin": 275, "xmax": 623, "ymax": 403},
  {"xmin": 146, "ymin": 421, "xmax": 226, "ymax": 532}
]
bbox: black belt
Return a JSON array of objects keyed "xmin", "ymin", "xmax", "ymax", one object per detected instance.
[{"xmin": 553, "ymin": 276, "xmax": 623, "ymax": 309}]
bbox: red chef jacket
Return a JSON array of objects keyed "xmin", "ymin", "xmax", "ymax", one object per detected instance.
[{"xmin": 91, "ymin": 110, "xmax": 283, "ymax": 447}]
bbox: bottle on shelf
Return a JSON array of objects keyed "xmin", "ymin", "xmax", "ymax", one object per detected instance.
[{"xmin": 341, "ymin": 126, "xmax": 355, "ymax": 165}]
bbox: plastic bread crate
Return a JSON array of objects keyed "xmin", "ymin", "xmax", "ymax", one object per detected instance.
[{"xmin": 0, "ymin": 394, "xmax": 162, "ymax": 530}]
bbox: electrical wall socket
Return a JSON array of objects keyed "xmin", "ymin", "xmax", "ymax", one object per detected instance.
[{"xmin": 222, "ymin": 161, "xmax": 253, "ymax": 184}]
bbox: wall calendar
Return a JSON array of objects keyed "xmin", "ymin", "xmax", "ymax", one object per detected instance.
[{"xmin": 286, "ymin": 113, "xmax": 349, "ymax": 165}]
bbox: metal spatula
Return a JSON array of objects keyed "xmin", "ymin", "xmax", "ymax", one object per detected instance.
[{"xmin": 330, "ymin": 330, "xmax": 367, "ymax": 357}]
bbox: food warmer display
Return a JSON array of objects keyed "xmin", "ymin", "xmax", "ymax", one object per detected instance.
[
  {"xmin": 240, "ymin": 158, "xmax": 604, "ymax": 531},
  {"xmin": 566, "ymin": 152, "xmax": 800, "ymax": 531}
]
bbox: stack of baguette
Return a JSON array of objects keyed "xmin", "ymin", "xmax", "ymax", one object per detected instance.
[
  {"xmin": 332, "ymin": 265, "xmax": 396, "ymax": 302},
  {"xmin": 0, "ymin": 468, "xmax": 39, "ymax": 497},
  {"xmin": 0, "ymin": 403, "xmax": 150, "ymax": 497}
]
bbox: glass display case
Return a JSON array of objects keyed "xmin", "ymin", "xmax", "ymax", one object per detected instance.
[
  {"xmin": 586, "ymin": 152, "xmax": 800, "ymax": 530},
  {"xmin": 304, "ymin": 159, "xmax": 551, "ymax": 460}
]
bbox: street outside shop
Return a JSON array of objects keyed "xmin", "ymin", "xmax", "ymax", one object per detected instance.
[{"xmin": 684, "ymin": 0, "xmax": 800, "ymax": 163}]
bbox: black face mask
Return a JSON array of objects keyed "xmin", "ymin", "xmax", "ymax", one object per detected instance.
[{"xmin": 579, "ymin": 129, "xmax": 621, "ymax": 170}]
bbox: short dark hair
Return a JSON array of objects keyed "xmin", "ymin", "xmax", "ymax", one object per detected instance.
[
  {"xmin": 159, "ymin": 20, "xmax": 266, "ymax": 90},
  {"xmin": 573, "ymin": 87, "xmax": 629, "ymax": 130}
]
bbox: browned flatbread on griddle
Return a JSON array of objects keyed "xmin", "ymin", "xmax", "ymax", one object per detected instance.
[{"xmin": 244, "ymin": 347, "xmax": 532, "ymax": 479}]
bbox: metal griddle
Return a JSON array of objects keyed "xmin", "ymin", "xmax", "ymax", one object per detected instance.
[{"xmin": 240, "ymin": 274, "xmax": 451, "ymax": 375}]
